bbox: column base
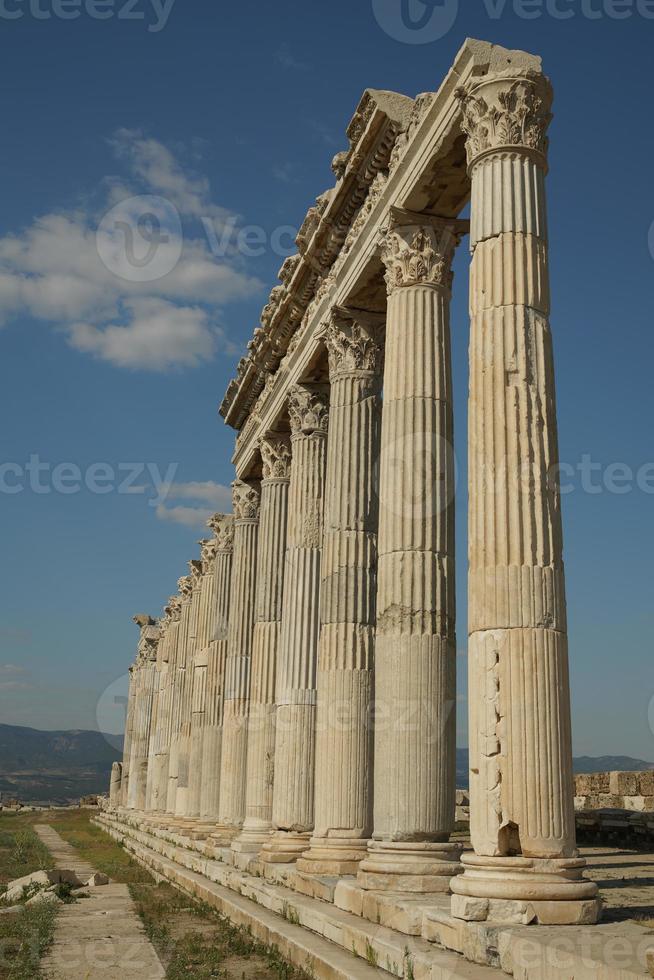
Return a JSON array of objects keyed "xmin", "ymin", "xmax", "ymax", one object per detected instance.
[
  {"xmin": 450, "ymin": 854, "xmax": 602, "ymax": 924},
  {"xmin": 357, "ymin": 841, "xmax": 463, "ymax": 893},
  {"xmin": 231, "ymin": 824, "xmax": 273, "ymax": 854},
  {"xmin": 297, "ymin": 837, "xmax": 369, "ymax": 876},
  {"xmin": 260, "ymin": 831, "xmax": 310, "ymax": 865}
]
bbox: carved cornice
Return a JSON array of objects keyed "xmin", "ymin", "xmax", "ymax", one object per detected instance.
[
  {"xmin": 380, "ymin": 221, "xmax": 460, "ymax": 294},
  {"xmin": 219, "ymin": 88, "xmax": 414, "ymax": 431},
  {"xmin": 260, "ymin": 432, "xmax": 292, "ymax": 481},
  {"xmin": 456, "ymin": 73, "xmax": 552, "ymax": 170},
  {"xmin": 232, "ymin": 480, "xmax": 261, "ymax": 522},
  {"xmin": 207, "ymin": 513, "xmax": 234, "ymax": 552},
  {"xmin": 288, "ymin": 383, "xmax": 330, "ymax": 437}
]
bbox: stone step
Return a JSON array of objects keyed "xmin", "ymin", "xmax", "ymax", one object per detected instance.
[{"xmin": 96, "ymin": 813, "xmax": 500, "ymax": 980}]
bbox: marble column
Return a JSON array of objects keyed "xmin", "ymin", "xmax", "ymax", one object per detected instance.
[
  {"xmin": 155, "ymin": 595, "xmax": 180, "ymax": 814},
  {"xmin": 187, "ymin": 538, "xmax": 218, "ymax": 824},
  {"xmin": 127, "ymin": 617, "xmax": 160, "ymax": 812},
  {"xmin": 200, "ymin": 514, "xmax": 234, "ymax": 821},
  {"xmin": 261, "ymin": 384, "xmax": 329, "ymax": 864},
  {"xmin": 450, "ymin": 71, "xmax": 600, "ymax": 924},
  {"xmin": 121, "ymin": 663, "xmax": 136, "ymax": 807},
  {"xmin": 233, "ymin": 434, "xmax": 291, "ymax": 853},
  {"xmin": 145, "ymin": 623, "xmax": 166, "ymax": 812},
  {"xmin": 358, "ymin": 215, "xmax": 464, "ymax": 892},
  {"xmin": 109, "ymin": 762, "xmax": 122, "ymax": 808},
  {"xmin": 298, "ymin": 312, "xmax": 382, "ymax": 876},
  {"xmin": 210, "ymin": 479, "xmax": 261, "ymax": 844},
  {"xmin": 167, "ymin": 575, "xmax": 193, "ymax": 815}
]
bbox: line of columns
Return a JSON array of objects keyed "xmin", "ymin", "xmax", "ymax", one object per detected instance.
[{"xmin": 114, "ymin": 65, "xmax": 599, "ymax": 926}]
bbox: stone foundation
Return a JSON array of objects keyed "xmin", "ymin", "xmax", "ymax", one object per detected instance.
[{"xmin": 97, "ymin": 808, "xmax": 654, "ymax": 978}]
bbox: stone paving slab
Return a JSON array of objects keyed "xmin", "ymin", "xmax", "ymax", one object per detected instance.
[{"xmin": 34, "ymin": 824, "xmax": 165, "ymax": 979}]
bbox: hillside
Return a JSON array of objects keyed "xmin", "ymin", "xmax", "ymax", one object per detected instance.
[
  {"xmin": 1, "ymin": 725, "xmax": 651, "ymax": 801},
  {"xmin": 0, "ymin": 723, "xmax": 122, "ymax": 804}
]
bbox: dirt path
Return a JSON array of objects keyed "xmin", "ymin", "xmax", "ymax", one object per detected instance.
[{"xmin": 34, "ymin": 824, "xmax": 165, "ymax": 979}]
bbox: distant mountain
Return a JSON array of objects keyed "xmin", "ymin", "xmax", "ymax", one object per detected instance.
[
  {"xmin": 455, "ymin": 749, "xmax": 653, "ymax": 790},
  {"xmin": 0, "ymin": 723, "xmax": 122, "ymax": 805}
]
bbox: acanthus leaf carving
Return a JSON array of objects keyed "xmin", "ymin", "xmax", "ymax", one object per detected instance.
[
  {"xmin": 288, "ymin": 383, "xmax": 330, "ymax": 437},
  {"xmin": 207, "ymin": 513, "xmax": 234, "ymax": 552},
  {"xmin": 260, "ymin": 432, "xmax": 292, "ymax": 481},
  {"xmin": 232, "ymin": 479, "xmax": 261, "ymax": 522},
  {"xmin": 456, "ymin": 75, "xmax": 553, "ymax": 168},
  {"xmin": 199, "ymin": 537, "xmax": 217, "ymax": 570},
  {"xmin": 325, "ymin": 313, "xmax": 383, "ymax": 378},
  {"xmin": 380, "ymin": 223, "xmax": 458, "ymax": 293}
]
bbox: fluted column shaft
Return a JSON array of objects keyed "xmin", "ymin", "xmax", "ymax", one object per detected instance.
[
  {"xmin": 187, "ymin": 539, "xmax": 218, "ymax": 821},
  {"xmin": 200, "ymin": 516, "xmax": 234, "ymax": 820},
  {"xmin": 212, "ymin": 480, "xmax": 261, "ymax": 841},
  {"xmin": 299, "ymin": 315, "xmax": 382, "ymax": 875},
  {"xmin": 233, "ymin": 436, "xmax": 291, "ymax": 852},
  {"xmin": 174, "ymin": 566, "xmax": 202, "ymax": 818},
  {"xmin": 149, "ymin": 599, "xmax": 179, "ymax": 813},
  {"xmin": 262, "ymin": 384, "xmax": 329, "ymax": 864},
  {"xmin": 451, "ymin": 71, "xmax": 599, "ymax": 923},
  {"xmin": 121, "ymin": 665, "xmax": 136, "ymax": 806},
  {"xmin": 358, "ymin": 219, "xmax": 463, "ymax": 892},
  {"xmin": 167, "ymin": 581, "xmax": 193, "ymax": 813}
]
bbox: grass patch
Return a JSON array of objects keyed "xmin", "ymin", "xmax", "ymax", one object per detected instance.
[
  {"xmin": 130, "ymin": 880, "xmax": 310, "ymax": 979},
  {"xmin": 2, "ymin": 811, "xmax": 311, "ymax": 979},
  {"xmin": 0, "ymin": 826, "xmax": 51, "ymax": 890},
  {"xmin": 0, "ymin": 902, "xmax": 58, "ymax": 980},
  {"xmin": 0, "ymin": 818, "xmax": 56, "ymax": 980}
]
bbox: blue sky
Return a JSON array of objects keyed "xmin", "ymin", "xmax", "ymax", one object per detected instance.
[{"xmin": 0, "ymin": 0, "xmax": 653, "ymax": 760}]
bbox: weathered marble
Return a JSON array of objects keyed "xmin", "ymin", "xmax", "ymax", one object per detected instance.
[{"xmin": 261, "ymin": 385, "xmax": 329, "ymax": 864}]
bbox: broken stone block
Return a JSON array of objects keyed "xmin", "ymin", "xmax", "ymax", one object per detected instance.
[
  {"xmin": 25, "ymin": 891, "xmax": 63, "ymax": 907},
  {"xmin": 85, "ymin": 872, "xmax": 109, "ymax": 886},
  {"xmin": 639, "ymin": 772, "xmax": 654, "ymax": 796},
  {"xmin": 609, "ymin": 771, "xmax": 639, "ymax": 795},
  {"xmin": 450, "ymin": 894, "xmax": 489, "ymax": 922}
]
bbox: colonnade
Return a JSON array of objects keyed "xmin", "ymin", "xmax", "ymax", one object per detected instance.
[{"xmin": 113, "ymin": 62, "xmax": 600, "ymax": 927}]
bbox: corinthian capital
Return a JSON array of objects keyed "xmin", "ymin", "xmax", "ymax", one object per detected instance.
[
  {"xmin": 324, "ymin": 309, "xmax": 383, "ymax": 379},
  {"xmin": 167, "ymin": 594, "xmax": 182, "ymax": 622},
  {"xmin": 207, "ymin": 512, "xmax": 234, "ymax": 552},
  {"xmin": 178, "ymin": 575, "xmax": 193, "ymax": 598},
  {"xmin": 288, "ymin": 383, "xmax": 329, "ymax": 437},
  {"xmin": 260, "ymin": 432, "xmax": 292, "ymax": 481},
  {"xmin": 456, "ymin": 73, "xmax": 553, "ymax": 170},
  {"xmin": 199, "ymin": 537, "xmax": 217, "ymax": 570},
  {"xmin": 188, "ymin": 559, "xmax": 203, "ymax": 587},
  {"xmin": 380, "ymin": 220, "xmax": 460, "ymax": 294},
  {"xmin": 232, "ymin": 479, "xmax": 261, "ymax": 522}
]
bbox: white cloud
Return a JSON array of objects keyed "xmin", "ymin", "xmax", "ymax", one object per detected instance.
[
  {"xmin": 0, "ymin": 664, "xmax": 28, "ymax": 676},
  {"xmin": 155, "ymin": 480, "xmax": 232, "ymax": 527},
  {"xmin": 68, "ymin": 298, "xmax": 219, "ymax": 371},
  {"xmin": 0, "ymin": 131, "xmax": 263, "ymax": 370}
]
